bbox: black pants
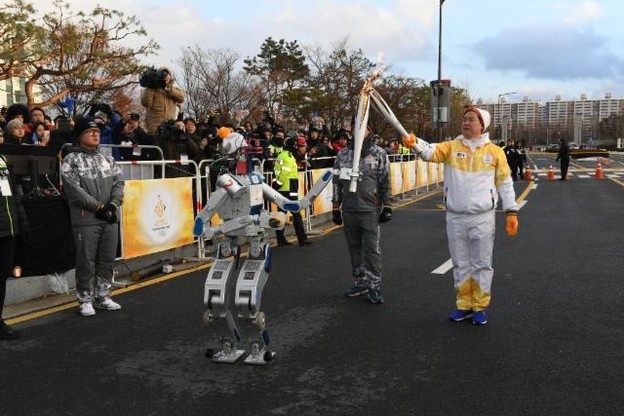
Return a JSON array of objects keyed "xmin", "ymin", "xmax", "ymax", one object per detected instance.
[
  {"xmin": 0, "ymin": 236, "xmax": 16, "ymax": 320},
  {"xmin": 275, "ymin": 191, "xmax": 307, "ymax": 244},
  {"xmin": 560, "ymin": 158, "xmax": 569, "ymax": 179}
]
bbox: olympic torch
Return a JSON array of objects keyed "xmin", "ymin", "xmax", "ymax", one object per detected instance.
[{"xmin": 349, "ymin": 70, "xmax": 381, "ymax": 193}]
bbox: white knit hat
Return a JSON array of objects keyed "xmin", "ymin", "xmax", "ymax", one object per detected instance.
[{"xmin": 464, "ymin": 106, "xmax": 491, "ymax": 132}]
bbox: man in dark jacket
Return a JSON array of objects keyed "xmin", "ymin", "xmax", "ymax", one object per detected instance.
[
  {"xmin": 61, "ymin": 118, "xmax": 125, "ymax": 317},
  {"xmin": 556, "ymin": 139, "xmax": 570, "ymax": 180},
  {"xmin": 0, "ymin": 153, "xmax": 30, "ymax": 340}
]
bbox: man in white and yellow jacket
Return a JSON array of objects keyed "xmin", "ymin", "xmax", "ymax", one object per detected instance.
[{"xmin": 403, "ymin": 107, "xmax": 518, "ymax": 325}]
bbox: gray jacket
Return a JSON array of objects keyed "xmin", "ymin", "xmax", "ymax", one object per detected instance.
[
  {"xmin": 332, "ymin": 136, "xmax": 391, "ymax": 213},
  {"xmin": 61, "ymin": 146, "xmax": 124, "ymax": 227}
]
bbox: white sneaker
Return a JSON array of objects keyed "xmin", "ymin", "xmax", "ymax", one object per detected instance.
[
  {"xmin": 94, "ymin": 298, "xmax": 121, "ymax": 311},
  {"xmin": 79, "ymin": 302, "xmax": 96, "ymax": 317}
]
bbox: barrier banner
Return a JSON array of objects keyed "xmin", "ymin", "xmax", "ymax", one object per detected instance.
[
  {"xmin": 390, "ymin": 162, "xmax": 404, "ymax": 195},
  {"xmin": 121, "ymin": 178, "xmax": 195, "ymax": 259},
  {"xmin": 402, "ymin": 160, "xmax": 417, "ymax": 192},
  {"xmin": 312, "ymin": 168, "xmax": 333, "ymax": 215}
]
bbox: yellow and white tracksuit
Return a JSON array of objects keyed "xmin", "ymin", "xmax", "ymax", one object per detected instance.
[{"xmin": 416, "ymin": 133, "xmax": 517, "ymax": 311}]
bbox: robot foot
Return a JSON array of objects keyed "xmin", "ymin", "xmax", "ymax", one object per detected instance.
[
  {"xmin": 243, "ymin": 340, "xmax": 275, "ymax": 365},
  {"xmin": 243, "ymin": 349, "xmax": 275, "ymax": 365},
  {"xmin": 206, "ymin": 347, "xmax": 246, "ymax": 363}
]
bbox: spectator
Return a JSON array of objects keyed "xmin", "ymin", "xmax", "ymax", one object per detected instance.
[
  {"xmin": 141, "ymin": 67, "xmax": 185, "ymax": 135},
  {"xmin": 272, "ymin": 137, "xmax": 311, "ymax": 247},
  {"xmin": 29, "ymin": 121, "xmax": 50, "ymax": 146},
  {"xmin": 112, "ymin": 113, "xmax": 141, "ymax": 161},
  {"xmin": 332, "ymin": 124, "xmax": 392, "ymax": 304},
  {"xmin": 158, "ymin": 120, "xmax": 200, "ymax": 177},
  {"xmin": 402, "ymin": 107, "xmax": 518, "ymax": 325},
  {"xmin": 60, "ymin": 117, "xmax": 125, "ymax": 317},
  {"xmin": 0, "ymin": 152, "xmax": 30, "ymax": 340},
  {"xmin": 3, "ymin": 119, "xmax": 27, "ymax": 145},
  {"xmin": 307, "ymin": 127, "xmax": 332, "ymax": 168},
  {"xmin": 331, "ymin": 131, "xmax": 349, "ymax": 155},
  {"xmin": 4, "ymin": 104, "xmax": 30, "ymax": 126},
  {"xmin": 26, "ymin": 107, "xmax": 51, "ymax": 135}
]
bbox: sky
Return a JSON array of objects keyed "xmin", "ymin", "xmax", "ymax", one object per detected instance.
[{"xmin": 29, "ymin": 0, "xmax": 624, "ymax": 104}]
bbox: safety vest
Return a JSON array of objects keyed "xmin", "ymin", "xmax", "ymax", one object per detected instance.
[{"xmin": 273, "ymin": 149, "xmax": 299, "ymax": 194}]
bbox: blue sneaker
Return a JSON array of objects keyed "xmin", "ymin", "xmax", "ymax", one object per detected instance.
[
  {"xmin": 472, "ymin": 310, "xmax": 488, "ymax": 325},
  {"xmin": 344, "ymin": 285, "xmax": 368, "ymax": 297},
  {"xmin": 449, "ymin": 309, "xmax": 473, "ymax": 322},
  {"xmin": 367, "ymin": 288, "xmax": 385, "ymax": 304}
]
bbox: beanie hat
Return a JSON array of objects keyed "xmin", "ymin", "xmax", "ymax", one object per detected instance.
[
  {"xmin": 6, "ymin": 119, "xmax": 24, "ymax": 134},
  {"xmin": 464, "ymin": 106, "xmax": 491, "ymax": 132},
  {"xmin": 73, "ymin": 117, "xmax": 100, "ymax": 140},
  {"xmin": 296, "ymin": 137, "xmax": 307, "ymax": 147}
]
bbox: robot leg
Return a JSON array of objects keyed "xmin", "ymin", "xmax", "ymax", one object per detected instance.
[
  {"xmin": 203, "ymin": 242, "xmax": 245, "ymax": 363},
  {"xmin": 235, "ymin": 242, "xmax": 275, "ymax": 364}
]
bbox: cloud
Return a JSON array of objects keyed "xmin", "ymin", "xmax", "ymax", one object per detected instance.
[
  {"xmin": 562, "ymin": 1, "xmax": 603, "ymax": 25},
  {"xmin": 473, "ymin": 24, "xmax": 624, "ymax": 81}
]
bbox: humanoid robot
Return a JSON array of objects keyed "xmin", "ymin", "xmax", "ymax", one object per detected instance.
[{"xmin": 193, "ymin": 131, "xmax": 331, "ymax": 364}]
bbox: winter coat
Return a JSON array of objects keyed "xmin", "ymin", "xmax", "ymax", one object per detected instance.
[
  {"xmin": 141, "ymin": 86, "xmax": 185, "ymax": 135},
  {"xmin": 0, "ymin": 155, "xmax": 29, "ymax": 238},
  {"xmin": 332, "ymin": 135, "xmax": 391, "ymax": 213},
  {"xmin": 60, "ymin": 146, "xmax": 124, "ymax": 227}
]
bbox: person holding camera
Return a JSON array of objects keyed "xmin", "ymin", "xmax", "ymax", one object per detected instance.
[
  {"xmin": 60, "ymin": 118, "xmax": 125, "ymax": 317},
  {"xmin": 140, "ymin": 67, "xmax": 186, "ymax": 135},
  {"xmin": 331, "ymin": 124, "xmax": 393, "ymax": 304}
]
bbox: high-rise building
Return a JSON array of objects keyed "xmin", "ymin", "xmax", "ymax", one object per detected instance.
[{"xmin": 476, "ymin": 93, "xmax": 624, "ymax": 146}]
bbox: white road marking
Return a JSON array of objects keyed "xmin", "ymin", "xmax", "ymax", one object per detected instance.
[{"xmin": 431, "ymin": 258, "xmax": 453, "ymax": 275}]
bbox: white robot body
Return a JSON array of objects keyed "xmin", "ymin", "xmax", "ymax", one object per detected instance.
[{"xmin": 195, "ymin": 162, "xmax": 332, "ymax": 364}]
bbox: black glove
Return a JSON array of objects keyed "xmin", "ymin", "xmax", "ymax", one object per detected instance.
[
  {"xmin": 379, "ymin": 206, "xmax": 393, "ymax": 223},
  {"xmin": 332, "ymin": 209, "xmax": 343, "ymax": 226},
  {"xmin": 89, "ymin": 103, "xmax": 114, "ymax": 119},
  {"xmin": 95, "ymin": 203, "xmax": 118, "ymax": 224}
]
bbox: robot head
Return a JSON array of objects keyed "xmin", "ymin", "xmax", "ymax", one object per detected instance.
[{"xmin": 222, "ymin": 132, "xmax": 247, "ymax": 155}]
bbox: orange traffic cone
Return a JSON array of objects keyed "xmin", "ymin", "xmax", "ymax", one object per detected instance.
[
  {"xmin": 524, "ymin": 165, "xmax": 533, "ymax": 180},
  {"xmin": 547, "ymin": 165, "xmax": 555, "ymax": 180},
  {"xmin": 595, "ymin": 162, "xmax": 604, "ymax": 180}
]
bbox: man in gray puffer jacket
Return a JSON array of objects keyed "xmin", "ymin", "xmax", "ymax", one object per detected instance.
[
  {"xmin": 61, "ymin": 118, "xmax": 125, "ymax": 317},
  {"xmin": 332, "ymin": 125, "xmax": 393, "ymax": 304}
]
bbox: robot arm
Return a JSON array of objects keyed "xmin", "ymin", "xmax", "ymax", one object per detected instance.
[
  {"xmin": 261, "ymin": 170, "xmax": 333, "ymax": 212},
  {"xmin": 193, "ymin": 187, "xmax": 229, "ymax": 237}
]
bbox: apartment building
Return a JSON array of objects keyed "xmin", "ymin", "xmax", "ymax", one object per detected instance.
[{"xmin": 476, "ymin": 93, "xmax": 624, "ymax": 146}]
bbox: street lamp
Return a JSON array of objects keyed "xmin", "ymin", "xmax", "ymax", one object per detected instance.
[
  {"xmin": 435, "ymin": 0, "xmax": 445, "ymax": 142},
  {"xmin": 498, "ymin": 91, "xmax": 516, "ymax": 142}
]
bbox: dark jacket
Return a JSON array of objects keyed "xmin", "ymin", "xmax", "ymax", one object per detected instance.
[{"xmin": 0, "ymin": 155, "xmax": 29, "ymax": 238}]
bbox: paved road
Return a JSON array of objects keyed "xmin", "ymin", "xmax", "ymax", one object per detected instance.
[{"xmin": 1, "ymin": 176, "xmax": 623, "ymax": 415}]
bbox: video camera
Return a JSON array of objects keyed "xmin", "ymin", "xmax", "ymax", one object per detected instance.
[
  {"xmin": 157, "ymin": 120, "xmax": 186, "ymax": 142},
  {"xmin": 139, "ymin": 67, "xmax": 168, "ymax": 89}
]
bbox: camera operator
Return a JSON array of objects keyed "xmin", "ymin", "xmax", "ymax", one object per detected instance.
[{"xmin": 140, "ymin": 67, "xmax": 185, "ymax": 136}]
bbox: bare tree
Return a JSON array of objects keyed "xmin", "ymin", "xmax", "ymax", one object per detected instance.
[
  {"xmin": 0, "ymin": 0, "xmax": 159, "ymax": 112},
  {"xmin": 178, "ymin": 45, "xmax": 262, "ymax": 125}
]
